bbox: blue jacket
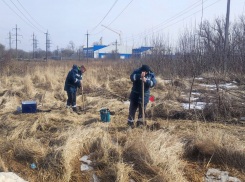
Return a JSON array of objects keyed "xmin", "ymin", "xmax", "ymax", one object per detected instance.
[
  {"xmin": 64, "ymin": 65, "xmax": 82, "ymax": 93},
  {"xmin": 129, "ymin": 68, "xmax": 156, "ymax": 104}
]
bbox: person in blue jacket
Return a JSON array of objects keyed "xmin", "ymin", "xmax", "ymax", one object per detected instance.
[
  {"xmin": 64, "ymin": 65, "xmax": 86, "ymax": 112},
  {"xmin": 127, "ymin": 65, "xmax": 156, "ymax": 128}
]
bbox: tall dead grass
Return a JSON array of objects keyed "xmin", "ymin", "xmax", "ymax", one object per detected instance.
[
  {"xmin": 0, "ymin": 60, "xmax": 244, "ymax": 182},
  {"xmin": 184, "ymin": 125, "xmax": 245, "ymax": 178}
]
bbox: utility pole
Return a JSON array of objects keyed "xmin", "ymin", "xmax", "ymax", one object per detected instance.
[
  {"xmin": 224, "ymin": 0, "xmax": 230, "ymax": 72},
  {"xmin": 79, "ymin": 48, "xmax": 81, "ymax": 61},
  {"xmin": 86, "ymin": 31, "xmax": 89, "ymax": 63},
  {"xmin": 34, "ymin": 36, "xmax": 38, "ymax": 58},
  {"xmin": 8, "ymin": 32, "xmax": 12, "ymax": 49},
  {"xmin": 6, "ymin": 32, "xmax": 14, "ymax": 58},
  {"xmin": 44, "ymin": 30, "xmax": 51, "ymax": 61},
  {"xmin": 12, "ymin": 25, "xmax": 22, "ymax": 59},
  {"xmin": 57, "ymin": 46, "xmax": 59, "ymax": 56},
  {"xmin": 32, "ymin": 33, "xmax": 35, "ymax": 59},
  {"xmin": 115, "ymin": 39, "xmax": 118, "ymax": 53}
]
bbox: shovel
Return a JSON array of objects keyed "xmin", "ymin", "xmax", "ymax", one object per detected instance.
[
  {"xmin": 82, "ymin": 89, "xmax": 85, "ymax": 110},
  {"xmin": 142, "ymin": 79, "xmax": 145, "ymax": 124}
]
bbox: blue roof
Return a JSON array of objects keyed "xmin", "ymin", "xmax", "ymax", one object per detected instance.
[
  {"xmin": 94, "ymin": 45, "xmax": 107, "ymax": 51},
  {"xmin": 133, "ymin": 47, "xmax": 153, "ymax": 53}
]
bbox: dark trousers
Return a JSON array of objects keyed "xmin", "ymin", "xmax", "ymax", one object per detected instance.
[
  {"xmin": 128, "ymin": 100, "xmax": 147, "ymax": 123},
  {"xmin": 66, "ymin": 92, "xmax": 76, "ymax": 107}
]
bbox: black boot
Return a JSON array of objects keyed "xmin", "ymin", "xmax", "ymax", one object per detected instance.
[
  {"xmin": 72, "ymin": 107, "xmax": 78, "ymax": 112},
  {"xmin": 127, "ymin": 121, "xmax": 134, "ymax": 129}
]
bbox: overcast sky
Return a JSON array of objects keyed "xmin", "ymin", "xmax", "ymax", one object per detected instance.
[{"xmin": 0, "ymin": 0, "xmax": 244, "ymax": 52}]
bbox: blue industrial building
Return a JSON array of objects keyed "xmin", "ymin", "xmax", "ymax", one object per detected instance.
[
  {"xmin": 83, "ymin": 45, "xmax": 154, "ymax": 59},
  {"xmin": 83, "ymin": 45, "xmax": 107, "ymax": 58},
  {"xmin": 132, "ymin": 47, "xmax": 153, "ymax": 58}
]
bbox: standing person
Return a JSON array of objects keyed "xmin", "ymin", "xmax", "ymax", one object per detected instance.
[
  {"xmin": 64, "ymin": 65, "xmax": 86, "ymax": 112},
  {"xmin": 127, "ymin": 65, "xmax": 156, "ymax": 128}
]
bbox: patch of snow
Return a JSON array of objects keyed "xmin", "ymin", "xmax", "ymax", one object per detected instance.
[
  {"xmin": 189, "ymin": 97, "xmax": 199, "ymax": 101},
  {"xmin": 181, "ymin": 102, "xmax": 207, "ymax": 110},
  {"xmin": 79, "ymin": 155, "xmax": 92, "ymax": 165},
  {"xmin": 81, "ymin": 163, "xmax": 93, "ymax": 171},
  {"xmin": 81, "ymin": 163, "xmax": 90, "ymax": 171},
  {"xmin": 204, "ymin": 168, "xmax": 241, "ymax": 182},
  {"xmin": 199, "ymin": 84, "xmax": 216, "ymax": 88},
  {"xmin": 90, "ymin": 174, "xmax": 100, "ymax": 182},
  {"xmin": 195, "ymin": 77, "xmax": 204, "ymax": 80},
  {"xmin": 240, "ymin": 117, "xmax": 245, "ymax": 121},
  {"xmin": 129, "ymin": 179, "xmax": 136, "ymax": 182},
  {"xmin": 0, "ymin": 172, "xmax": 28, "ymax": 182},
  {"xmin": 191, "ymin": 92, "xmax": 200, "ymax": 95},
  {"xmin": 124, "ymin": 101, "xmax": 130, "ymax": 105},
  {"xmin": 219, "ymin": 83, "xmax": 238, "ymax": 88},
  {"xmin": 199, "ymin": 83, "xmax": 238, "ymax": 90}
]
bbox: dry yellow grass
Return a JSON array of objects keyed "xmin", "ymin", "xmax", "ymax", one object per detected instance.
[{"xmin": 0, "ymin": 60, "xmax": 244, "ymax": 182}]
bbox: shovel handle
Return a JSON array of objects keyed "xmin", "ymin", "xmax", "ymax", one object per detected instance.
[{"xmin": 142, "ymin": 80, "xmax": 145, "ymax": 123}]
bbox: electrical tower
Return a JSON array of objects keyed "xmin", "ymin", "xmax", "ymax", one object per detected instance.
[
  {"xmin": 44, "ymin": 30, "xmax": 51, "ymax": 60},
  {"xmin": 31, "ymin": 33, "xmax": 38, "ymax": 59},
  {"xmin": 31, "ymin": 33, "xmax": 35, "ymax": 59},
  {"xmin": 34, "ymin": 36, "xmax": 38, "ymax": 57},
  {"xmin": 12, "ymin": 24, "xmax": 22, "ymax": 59},
  {"xmin": 6, "ymin": 31, "xmax": 14, "ymax": 50}
]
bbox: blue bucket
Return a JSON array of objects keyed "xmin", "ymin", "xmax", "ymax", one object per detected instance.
[{"xmin": 100, "ymin": 109, "xmax": 110, "ymax": 122}]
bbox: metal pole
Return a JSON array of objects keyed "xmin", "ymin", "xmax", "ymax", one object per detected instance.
[
  {"xmin": 142, "ymin": 80, "xmax": 145, "ymax": 124},
  {"xmin": 224, "ymin": 0, "xmax": 230, "ymax": 72},
  {"xmin": 9, "ymin": 32, "xmax": 11, "ymax": 50},
  {"xmin": 86, "ymin": 30, "xmax": 89, "ymax": 64},
  {"xmin": 46, "ymin": 31, "xmax": 48, "ymax": 60},
  {"xmin": 16, "ymin": 25, "xmax": 17, "ymax": 59},
  {"xmin": 82, "ymin": 89, "xmax": 85, "ymax": 110},
  {"xmin": 79, "ymin": 49, "xmax": 80, "ymax": 61},
  {"xmin": 33, "ymin": 33, "xmax": 35, "ymax": 59}
]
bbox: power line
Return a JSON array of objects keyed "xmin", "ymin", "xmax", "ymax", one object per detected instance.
[
  {"xmin": 2, "ymin": 0, "xmax": 43, "ymax": 33},
  {"xmin": 125, "ymin": 0, "xmax": 220, "ymax": 43},
  {"xmin": 122, "ymin": 0, "xmax": 207, "ymax": 41},
  {"xmin": 121, "ymin": 0, "xmax": 208, "ymax": 42},
  {"xmin": 9, "ymin": 0, "xmax": 44, "ymax": 33},
  {"xmin": 89, "ymin": 0, "xmax": 118, "ymax": 33},
  {"xmin": 16, "ymin": 0, "xmax": 47, "ymax": 31},
  {"xmin": 92, "ymin": 0, "xmax": 134, "ymax": 35}
]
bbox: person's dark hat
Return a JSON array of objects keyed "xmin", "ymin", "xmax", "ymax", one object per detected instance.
[{"xmin": 141, "ymin": 65, "xmax": 151, "ymax": 72}]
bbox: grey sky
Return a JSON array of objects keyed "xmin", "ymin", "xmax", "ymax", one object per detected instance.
[{"xmin": 0, "ymin": 0, "xmax": 244, "ymax": 52}]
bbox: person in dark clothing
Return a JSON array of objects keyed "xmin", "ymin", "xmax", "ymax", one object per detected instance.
[
  {"xmin": 64, "ymin": 65, "xmax": 86, "ymax": 112},
  {"xmin": 127, "ymin": 65, "xmax": 156, "ymax": 128}
]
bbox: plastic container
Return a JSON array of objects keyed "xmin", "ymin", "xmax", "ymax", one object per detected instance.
[
  {"xmin": 100, "ymin": 109, "xmax": 110, "ymax": 122},
  {"xmin": 31, "ymin": 163, "xmax": 36, "ymax": 169},
  {"xmin": 21, "ymin": 101, "xmax": 37, "ymax": 113}
]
